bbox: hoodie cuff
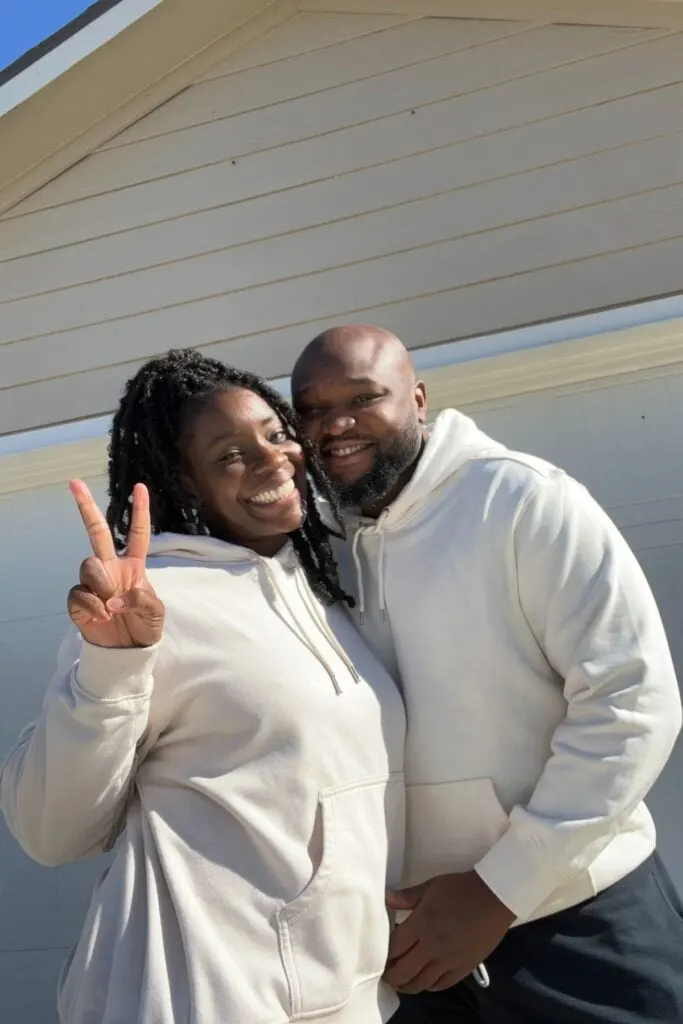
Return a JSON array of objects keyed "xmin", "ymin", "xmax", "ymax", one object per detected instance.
[
  {"xmin": 475, "ymin": 827, "xmax": 562, "ymax": 921},
  {"xmin": 75, "ymin": 640, "xmax": 159, "ymax": 702}
]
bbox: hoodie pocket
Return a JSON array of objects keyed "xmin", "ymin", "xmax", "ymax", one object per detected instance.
[
  {"xmin": 403, "ymin": 778, "xmax": 509, "ymax": 887},
  {"xmin": 276, "ymin": 774, "xmax": 404, "ymax": 1018}
]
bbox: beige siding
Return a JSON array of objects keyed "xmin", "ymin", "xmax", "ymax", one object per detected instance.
[
  {"xmin": 1, "ymin": 14, "xmax": 683, "ymax": 433},
  {"xmin": 0, "ymin": 477, "xmax": 111, "ymax": 1024}
]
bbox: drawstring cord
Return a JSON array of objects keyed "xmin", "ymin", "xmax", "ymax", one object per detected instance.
[
  {"xmin": 351, "ymin": 529, "xmax": 366, "ymax": 625},
  {"xmin": 260, "ymin": 553, "xmax": 360, "ymax": 694},
  {"xmin": 377, "ymin": 531, "xmax": 387, "ymax": 623},
  {"xmin": 351, "ymin": 510, "xmax": 390, "ymax": 626},
  {"xmin": 293, "ymin": 571, "xmax": 360, "ymax": 685}
]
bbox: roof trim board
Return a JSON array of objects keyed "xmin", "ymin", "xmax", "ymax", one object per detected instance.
[{"xmin": 0, "ymin": 0, "xmax": 291, "ymax": 216}]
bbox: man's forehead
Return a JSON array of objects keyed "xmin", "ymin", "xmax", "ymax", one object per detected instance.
[{"xmin": 295, "ymin": 338, "xmax": 404, "ymax": 391}]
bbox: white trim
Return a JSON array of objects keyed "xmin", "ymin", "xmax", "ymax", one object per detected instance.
[
  {"xmin": 3, "ymin": 303, "xmax": 683, "ymax": 495},
  {"xmin": 0, "ymin": 437, "xmax": 107, "ymax": 497},
  {"xmin": 0, "ymin": 415, "xmax": 112, "ymax": 457},
  {"xmin": 410, "ymin": 295, "xmax": 683, "ymax": 373},
  {"xmin": 0, "ymin": 0, "xmax": 289, "ymax": 216},
  {"xmin": 299, "ymin": 0, "xmax": 683, "ymax": 29},
  {"xmin": 0, "ymin": 0, "xmax": 163, "ymax": 119},
  {"xmin": 425, "ymin": 316, "xmax": 683, "ymax": 411},
  {"xmin": 4, "ymin": 0, "xmax": 683, "ymax": 123}
]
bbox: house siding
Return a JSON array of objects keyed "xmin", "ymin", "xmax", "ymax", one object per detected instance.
[{"xmin": 1, "ymin": 13, "xmax": 683, "ymax": 433}]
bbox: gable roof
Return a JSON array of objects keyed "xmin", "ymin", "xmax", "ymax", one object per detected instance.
[
  {"xmin": 0, "ymin": 0, "xmax": 290, "ymax": 216},
  {"xmin": 2, "ymin": 0, "xmax": 683, "ymax": 218}
]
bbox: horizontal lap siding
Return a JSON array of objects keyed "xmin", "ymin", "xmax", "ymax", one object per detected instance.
[
  {"xmin": 1, "ymin": 13, "xmax": 682, "ymax": 433},
  {"xmin": 0, "ymin": 479, "xmax": 111, "ymax": 1024}
]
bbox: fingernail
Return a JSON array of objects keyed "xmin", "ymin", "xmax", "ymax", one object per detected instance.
[{"xmin": 107, "ymin": 597, "xmax": 125, "ymax": 612}]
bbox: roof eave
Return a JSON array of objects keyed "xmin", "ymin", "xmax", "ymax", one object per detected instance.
[{"xmin": 0, "ymin": 0, "xmax": 288, "ymax": 216}]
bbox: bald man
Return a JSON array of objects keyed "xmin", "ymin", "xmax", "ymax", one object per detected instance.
[{"xmin": 292, "ymin": 326, "xmax": 683, "ymax": 1024}]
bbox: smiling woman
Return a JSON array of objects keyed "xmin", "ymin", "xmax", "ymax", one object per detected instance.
[
  {"xmin": 173, "ymin": 387, "xmax": 308, "ymax": 555},
  {"xmin": 106, "ymin": 348, "xmax": 348, "ymax": 599},
  {"xmin": 0, "ymin": 348, "xmax": 406, "ymax": 1024}
]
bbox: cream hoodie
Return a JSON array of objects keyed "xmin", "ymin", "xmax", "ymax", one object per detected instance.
[
  {"xmin": 337, "ymin": 409, "xmax": 680, "ymax": 924},
  {"xmin": 0, "ymin": 535, "xmax": 406, "ymax": 1024}
]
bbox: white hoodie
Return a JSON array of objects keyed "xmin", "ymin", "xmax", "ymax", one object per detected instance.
[
  {"xmin": 0, "ymin": 535, "xmax": 406, "ymax": 1024},
  {"xmin": 336, "ymin": 408, "xmax": 680, "ymax": 924}
]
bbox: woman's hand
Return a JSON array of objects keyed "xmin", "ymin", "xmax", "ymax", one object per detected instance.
[{"xmin": 67, "ymin": 480, "xmax": 164, "ymax": 649}]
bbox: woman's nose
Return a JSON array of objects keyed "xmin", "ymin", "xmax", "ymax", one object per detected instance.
[{"xmin": 252, "ymin": 446, "xmax": 288, "ymax": 475}]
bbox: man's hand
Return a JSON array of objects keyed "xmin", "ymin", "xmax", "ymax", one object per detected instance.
[{"xmin": 384, "ymin": 870, "xmax": 515, "ymax": 994}]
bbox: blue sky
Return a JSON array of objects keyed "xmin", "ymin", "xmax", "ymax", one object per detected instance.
[{"xmin": 0, "ymin": 0, "xmax": 95, "ymax": 73}]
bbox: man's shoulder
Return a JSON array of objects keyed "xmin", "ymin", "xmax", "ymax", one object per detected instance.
[{"xmin": 446, "ymin": 449, "xmax": 564, "ymax": 508}]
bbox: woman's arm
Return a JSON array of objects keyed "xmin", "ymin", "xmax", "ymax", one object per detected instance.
[
  {"xmin": 1, "ymin": 480, "xmax": 164, "ymax": 866},
  {"xmin": 0, "ymin": 628, "xmax": 158, "ymax": 865}
]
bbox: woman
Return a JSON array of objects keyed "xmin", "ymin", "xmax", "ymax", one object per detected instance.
[{"xmin": 0, "ymin": 349, "xmax": 405, "ymax": 1024}]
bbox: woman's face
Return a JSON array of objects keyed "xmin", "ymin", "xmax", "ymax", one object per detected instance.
[{"xmin": 181, "ymin": 387, "xmax": 306, "ymax": 556}]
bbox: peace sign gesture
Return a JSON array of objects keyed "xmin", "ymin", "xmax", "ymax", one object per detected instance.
[{"xmin": 67, "ymin": 480, "xmax": 164, "ymax": 649}]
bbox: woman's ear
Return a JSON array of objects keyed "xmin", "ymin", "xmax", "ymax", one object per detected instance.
[{"xmin": 180, "ymin": 470, "xmax": 200, "ymax": 506}]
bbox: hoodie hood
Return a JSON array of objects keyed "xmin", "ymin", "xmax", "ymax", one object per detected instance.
[
  {"xmin": 147, "ymin": 531, "xmax": 298, "ymax": 568},
  {"xmin": 356, "ymin": 408, "xmax": 505, "ymax": 532},
  {"xmin": 146, "ymin": 530, "xmax": 355, "ymax": 693},
  {"xmin": 344, "ymin": 409, "xmax": 505, "ymax": 626}
]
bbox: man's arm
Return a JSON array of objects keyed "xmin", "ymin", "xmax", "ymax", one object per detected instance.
[{"xmin": 476, "ymin": 468, "xmax": 681, "ymax": 921}]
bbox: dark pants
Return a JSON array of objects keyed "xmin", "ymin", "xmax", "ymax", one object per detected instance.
[{"xmin": 391, "ymin": 855, "xmax": 683, "ymax": 1023}]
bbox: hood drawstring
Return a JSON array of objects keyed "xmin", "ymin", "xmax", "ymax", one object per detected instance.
[
  {"xmin": 351, "ymin": 512, "xmax": 390, "ymax": 626},
  {"xmin": 351, "ymin": 529, "xmax": 366, "ymax": 625},
  {"xmin": 377, "ymin": 532, "xmax": 387, "ymax": 623},
  {"xmin": 259, "ymin": 555, "xmax": 356, "ymax": 695},
  {"xmin": 294, "ymin": 572, "xmax": 361, "ymax": 686}
]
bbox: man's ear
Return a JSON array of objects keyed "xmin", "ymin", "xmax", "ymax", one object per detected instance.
[{"xmin": 415, "ymin": 381, "xmax": 427, "ymax": 423}]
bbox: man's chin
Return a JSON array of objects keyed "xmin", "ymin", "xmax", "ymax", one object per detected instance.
[{"xmin": 331, "ymin": 473, "xmax": 389, "ymax": 511}]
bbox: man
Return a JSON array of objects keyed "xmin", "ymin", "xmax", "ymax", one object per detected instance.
[{"xmin": 291, "ymin": 324, "xmax": 683, "ymax": 1023}]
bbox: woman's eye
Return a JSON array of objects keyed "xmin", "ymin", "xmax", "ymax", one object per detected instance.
[
  {"xmin": 217, "ymin": 450, "xmax": 241, "ymax": 464},
  {"xmin": 271, "ymin": 429, "xmax": 289, "ymax": 443}
]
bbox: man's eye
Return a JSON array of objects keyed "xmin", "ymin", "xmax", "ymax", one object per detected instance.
[{"xmin": 353, "ymin": 394, "xmax": 378, "ymax": 405}]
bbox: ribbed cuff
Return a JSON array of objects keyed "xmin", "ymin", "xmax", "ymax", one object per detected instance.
[
  {"xmin": 475, "ymin": 827, "xmax": 562, "ymax": 921},
  {"xmin": 75, "ymin": 640, "xmax": 159, "ymax": 701}
]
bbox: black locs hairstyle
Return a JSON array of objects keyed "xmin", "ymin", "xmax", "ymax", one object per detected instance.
[{"xmin": 106, "ymin": 348, "xmax": 352, "ymax": 606}]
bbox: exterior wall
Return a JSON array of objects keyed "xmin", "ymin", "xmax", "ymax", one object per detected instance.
[
  {"xmin": 0, "ymin": 476, "xmax": 109, "ymax": 1024},
  {"xmin": 2, "ymin": 361, "xmax": 683, "ymax": 1022},
  {"xmin": 2, "ymin": 13, "xmax": 683, "ymax": 432}
]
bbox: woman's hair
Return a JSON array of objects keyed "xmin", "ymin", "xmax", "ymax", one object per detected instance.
[{"xmin": 106, "ymin": 348, "xmax": 351, "ymax": 606}]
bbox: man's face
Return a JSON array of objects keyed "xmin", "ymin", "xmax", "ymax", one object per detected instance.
[{"xmin": 292, "ymin": 341, "xmax": 426, "ymax": 510}]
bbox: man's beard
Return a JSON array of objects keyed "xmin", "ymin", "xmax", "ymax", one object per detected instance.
[{"xmin": 331, "ymin": 424, "xmax": 422, "ymax": 510}]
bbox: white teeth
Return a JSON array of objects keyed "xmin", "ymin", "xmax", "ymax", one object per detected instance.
[
  {"xmin": 248, "ymin": 478, "xmax": 296, "ymax": 506},
  {"xmin": 327, "ymin": 443, "xmax": 371, "ymax": 458}
]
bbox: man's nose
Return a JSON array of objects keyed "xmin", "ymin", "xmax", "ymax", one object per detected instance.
[{"xmin": 323, "ymin": 413, "xmax": 356, "ymax": 436}]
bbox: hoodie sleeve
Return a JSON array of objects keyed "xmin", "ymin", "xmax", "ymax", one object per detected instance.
[
  {"xmin": 475, "ymin": 469, "xmax": 681, "ymax": 920},
  {"xmin": 0, "ymin": 628, "xmax": 158, "ymax": 867}
]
